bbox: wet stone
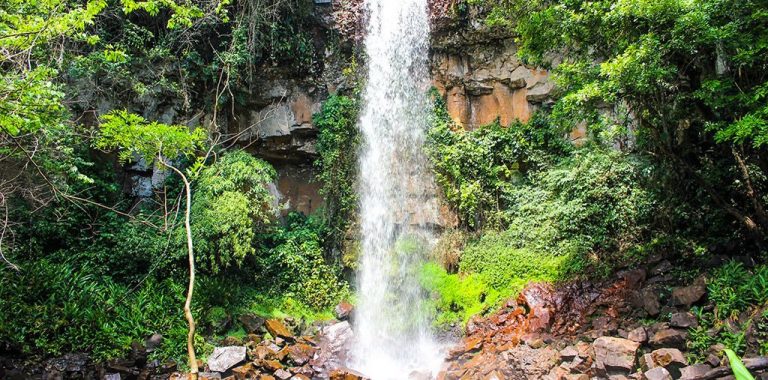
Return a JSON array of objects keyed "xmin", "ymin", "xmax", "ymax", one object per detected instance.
[
  {"xmin": 670, "ymin": 312, "xmax": 698, "ymax": 329},
  {"xmin": 644, "ymin": 367, "xmax": 672, "ymax": 380}
]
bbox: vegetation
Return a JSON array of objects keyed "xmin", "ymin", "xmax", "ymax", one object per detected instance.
[
  {"xmin": 475, "ymin": 0, "xmax": 768, "ymax": 250},
  {"xmin": 3, "ymin": 0, "xmax": 768, "ymax": 372},
  {"xmin": 420, "ymin": 0, "xmax": 768, "ymax": 333},
  {"xmin": 688, "ymin": 262, "xmax": 768, "ymax": 360},
  {"xmin": 0, "ymin": 0, "xmax": 350, "ymax": 366},
  {"xmin": 314, "ymin": 95, "xmax": 361, "ymax": 253}
]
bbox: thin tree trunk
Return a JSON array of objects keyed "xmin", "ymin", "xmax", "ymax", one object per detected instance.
[
  {"xmin": 160, "ymin": 158, "xmax": 198, "ymax": 380},
  {"xmin": 732, "ymin": 146, "xmax": 768, "ymax": 230}
]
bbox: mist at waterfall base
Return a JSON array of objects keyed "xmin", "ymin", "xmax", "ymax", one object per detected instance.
[{"xmin": 350, "ymin": 0, "xmax": 447, "ymax": 378}]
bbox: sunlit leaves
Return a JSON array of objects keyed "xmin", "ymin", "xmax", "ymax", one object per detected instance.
[
  {"xmin": 96, "ymin": 110, "xmax": 205, "ymax": 164},
  {"xmin": 0, "ymin": 67, "xmax": 65, "ymax": 137}
]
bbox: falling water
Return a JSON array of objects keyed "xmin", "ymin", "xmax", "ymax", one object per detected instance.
[{"xmin": 351, "ymin": 0, "xmax": 444, "ymax": 378}]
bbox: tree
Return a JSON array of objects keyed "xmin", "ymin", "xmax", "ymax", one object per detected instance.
[
  {"xmin": 96, "ymin": 110, "xmax": 206, "ymax": 379},
  {"xmin": 478, "ymin": 0, "xmax": 768, "ymax": 246}
]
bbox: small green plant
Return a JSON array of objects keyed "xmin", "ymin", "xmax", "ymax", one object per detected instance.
[{"xmin": 688, "ymin": 262, "xmax": 768, "ymax": 361}]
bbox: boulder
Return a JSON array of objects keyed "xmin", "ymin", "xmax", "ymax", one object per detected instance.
[
  {"xmin": 199, "ymin": 373, "xmax": 222, "ymax": 380},
  {"xmin": 251, "ymin": 346, "xmax": 275, "ymax": 361},
  {"xmin": 641, "ymin": 353, "xmax": 658, "ymax": 370},
  {"xmin": 323, "ymin": 321, "xmax": 354, "ymax": 353},
  {"xmin": 265, "ymin": 319, "xmax": 293, "ymax": 339},
  {"xmin": 231, "ymin": 363, "xmax": 257, "ymax": 380},
  {"xmin": 260, "ymin": 360, "xmax": 283, "ymax": 371},
  {"xmin": 644, "ymin": 367, "xmax": 672, "ymax": 380},
  {"xmin": 632, "ymin": 288, "xmax": 661, "ymax": 316},
  {"xmin": 679, "ymin": 364, "xmax": 712, "ymax": 379},
  {"xmin": 626, "ymin": 327, "xmax": 646, "ymax": 344},
  {"xmin": 560, "ymin": 346, "xmax": 579, "ymax": 360},
  {"xmin": 670, "ymin": 312, "xmax": 698, "ymax": 328},
  {"xmin": 239, "ymin": 314, "xmax": 266, "ymax": 333},
  {"xmin": 650, "ymin": 261, "xmax": 673, "ymax": 276},
  {"xmin": 207, "ymin": 346, "xmax": 246, "ymax": 373},
  {"xmin": 650, "ymin": 329, "xmax": 688, "ymax": 349},
  {"xmin": 651, "ymin": 348, "xmax": 687, "ymax": 377},
  {"xmin": 526, "ymin": 81, "xmax": 554, "ymax": 102},
  {"xmin": 145, "ymin": 334, "xmax": 163, "ymax": 353},
  {"xmin": 518, "ymin": 283, "xmax": 555, "ymax": 331},
  {"xmin": 334, "ymin": 301, "xmax": 354, "ymax": 321},
  {"xmin": 329, "ymin": 368, "xmax": 370, "ymax": 380},
  {"xmin": 286, "ymin": 343, "xmax": 315, "ymax": 365},
  {"xmin": 593, "ymin": 337, "xmax": 641, "ymax": 373},
  {"xmin": 274, "ymin": 369, "xmax": 292, "ymax": 380},
  {"xmin": 670, "ymin": 278, "xmax": 706, "ymax": 306}
]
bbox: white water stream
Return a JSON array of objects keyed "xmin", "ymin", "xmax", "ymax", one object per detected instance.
[{"xmin": 351, "ymin": 0, "xmax": 445, "ymax": 378}]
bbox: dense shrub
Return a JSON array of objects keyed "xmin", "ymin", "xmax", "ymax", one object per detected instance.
[
  {"xmin": 501, "ymin": 148, "xmax": 655, "ymax": 267},
  {"xmin": 258, "ymin": 213, "xmax": 350, "ymax": 310},
  {"xmin": 425, "ymin": 117, "xmax": 657, "ymax": 325},
  {"xmin": 426, "ymin": 90, "xmax": 571, "ymax": 229},
  {"xmin": 189, "ymin": 151, "xmax": 279, "ymax": 273},
  {"xmin": 0, "ymin": 148, "xmax": 348, "ymax": 362},
  {"xmin": 0, "ymin": 260, "xmax": 187, "ymax": 360}
]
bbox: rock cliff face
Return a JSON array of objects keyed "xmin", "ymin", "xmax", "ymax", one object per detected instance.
[
  {"xmin": 430, "ymin": 7, "xmax": 554, "ymax": 129},
  {"xmin": 121, "ymin": 2, "xmax": 556, "ymax": 217}
]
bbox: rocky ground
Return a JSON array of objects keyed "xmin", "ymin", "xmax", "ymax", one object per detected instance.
[
  {"xmin": 3, "ymin": 257, "xmax": 768, "ymax": 380},
  {"xmin": 439, "ymin": 257, "xmax": 768, "ymax": 380}
]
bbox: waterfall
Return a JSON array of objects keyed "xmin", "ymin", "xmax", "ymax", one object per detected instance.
[{"xmin": 351, "ymin": 0, "xmax": 444, "ymax": 378}]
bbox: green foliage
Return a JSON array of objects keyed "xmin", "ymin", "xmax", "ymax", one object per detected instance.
[
  {"xmin": 426, "ymin": 90, "xmax": 571, "ymax": 229},
  {"xmin": 709, "ymin": 262, "xmax": 768, "ymax": 320},
  {"xmin": 420, "ymin": 262, "xmax": 501, "ymax": 327},
  {"xmin": 481, "ymin": 0, "xmax": 768, "ymax": 244},
  {"xmin": 460, "ymin": 236, "xmax": 570, "ymax": 291},
  {"xmin": 96, "ymin": 110, "xmax": 206, "ymax": 164},
  {"xmin": 0, "ymin": 67, "xmax": 67, "ymax": 137},
  {"xmin": 314, "ymin": 95, "xmax": 360, "ymax": 249},
  {"xmin": 503, "ymin": 148, "xmax": 655, "ymax": 267},
  {"xmin": 724, "ymin": 348, "xmax": 756, "ymax": 380},
  {"xmin": 688, "ymin": 262, "xmax": 768, "ymax": 361},
  {"xmin": 0, "ymin": 0, "xmax": 347, "ymax": 366},
  {"xmin": 0, "ymin": 259, "xmax": 187, "ymax": 360},
  {"xmin": 258, "ymin": 213, "xmax": 350, "ymax": 310},
  {"xmin": 189, "ymin": 151, "xmax": 278, "ymax": 273}
]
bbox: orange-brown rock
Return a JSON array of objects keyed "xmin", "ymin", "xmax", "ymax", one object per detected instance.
[
  {"xmin": 334, "ymin": 301, "xmax": 354, "ymax": 320},
  {"xmin": 232, "ymin": 363, "xmax": 258, "ymax": 380},
  {"xmin": 265, "ymin": 319, "xmax": 293, "ymax": 339},
  {"xmin": 286, "ymin": 343, "xmax": 315, "ymax": 365},
  {"xmin": 260, "ymin": 359, "xmax": 283, "ymax": 372},
  {"xmin": 329, "ymin": 368, "xmax": 370, "ymax": 380},
  {"xmin": 251, "ymin": 346, "xmax": 275, "ymax": 361}
]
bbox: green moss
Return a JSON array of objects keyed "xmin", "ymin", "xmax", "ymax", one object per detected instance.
[
  {"xmin": 420, "ymin": 231, "xmax": 576, "ymax": 328},
  {"xmin": 460, "ymin": 233, "xmax": 570, "ymax": 290},
  {"xmin": 420, "ymin": 262, "xmax": 501, "ymax": 327}
]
